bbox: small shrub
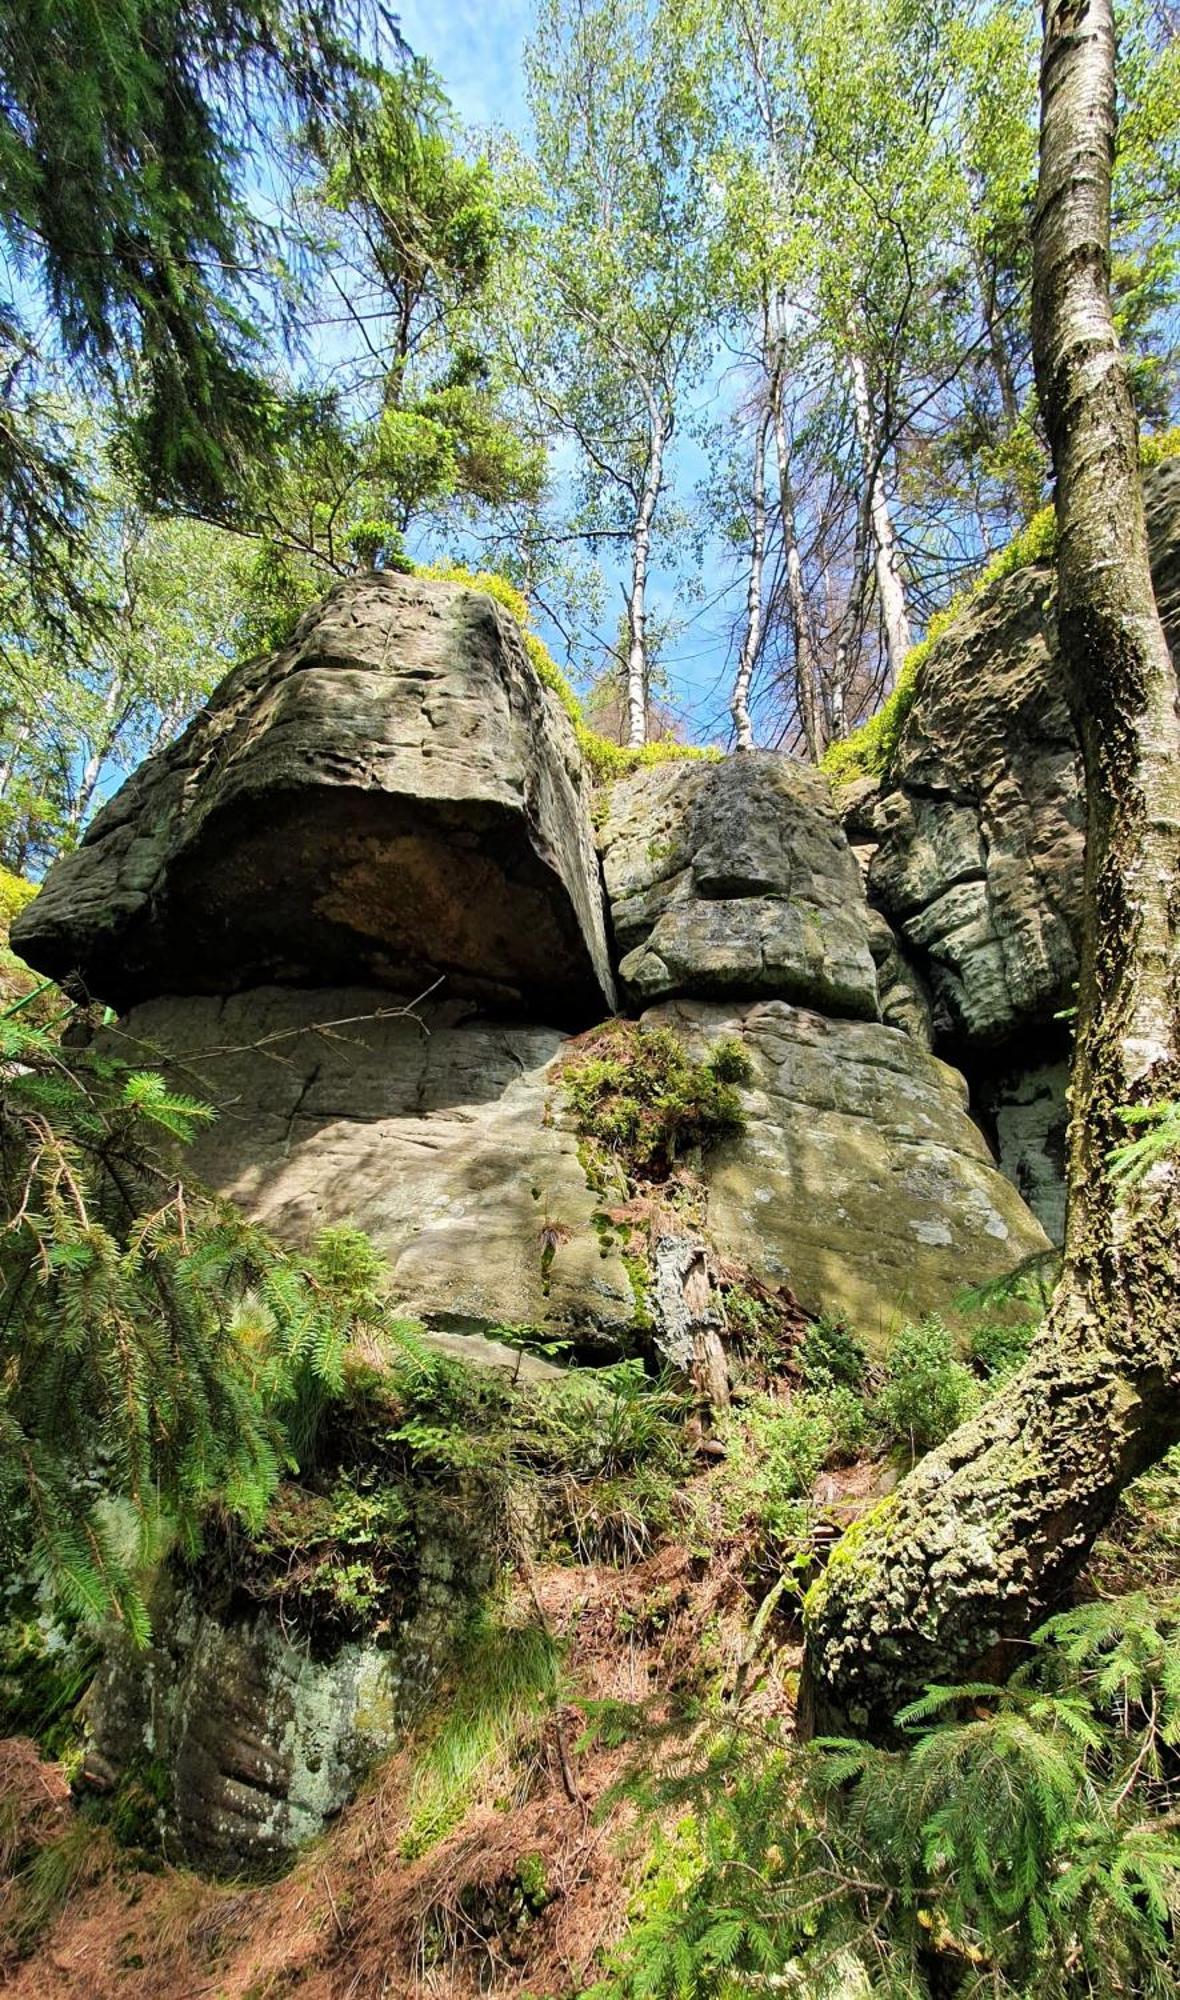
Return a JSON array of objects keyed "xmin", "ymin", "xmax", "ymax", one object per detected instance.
[
  {"xmin": 874, "ymin": 1317, "xmax": 979, "ymax": 1455},
  {"xmin": 798, "ymin": 1314, "xmax": 868, "ymax": 1392},
  {"xmin": 562, "ymin": 1022, "xmax": 750, "ymax": 1180},
  {"xmin": 720, "ymin": 1391, "xmax": 858, "ymax": 1546},
  {"xmin": 968, "ymin": 1313, "xmax": 1037, "ymax": 1382}
]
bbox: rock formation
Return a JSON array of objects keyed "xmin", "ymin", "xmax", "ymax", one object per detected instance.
[
  {"xmin": 838, "ymin": 456, "xmax": 1180, "ymax": 1237},
  {"xmin": 599, "ymin": 753, "xmax": 879, "ymax": 1017},
  {"xmin": 14, "ymin": 564, "xmax": 1059, "ymax": 1868},
  {"xmin": 13, "ymin": 572, "xmax": 616, "ymax": 1027}
]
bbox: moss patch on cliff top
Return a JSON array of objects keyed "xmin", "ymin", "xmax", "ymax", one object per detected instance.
[
  {"xmin": 416, "ymin": 562, "xmax": 721, "ymax": 783},
  {"xmin": 822, "ymin": 427, "xmax": 1180, "ymax": 787}
]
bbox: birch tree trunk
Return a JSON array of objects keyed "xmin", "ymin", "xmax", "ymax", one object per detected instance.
[
  {"xmin": 626, "ymin": 396, "xmax": 669, "ymax": 750},
  {"xmin": 769, "ymin": 364, "xmax": 821, "ymax": 763},
  {"xmin": 802, "ymin": 0, "xmax": 1180, "ymax": 1740},
  {"xmin": 848, "ymin": 348, "xmax": 911, "ymax": 688},
  {"xmin": 731, "ymin": 408, "xmax": 770, "ymax": 751},
  {"xmin": 70, "ymin": 677, "xmax": 128, "ymax": 832},
  {"xmin": 0, "ymin": 719, "xmax": 29, "ymax": 801}
]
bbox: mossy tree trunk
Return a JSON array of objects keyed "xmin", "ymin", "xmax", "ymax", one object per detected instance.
[{"xmin": 802, "ymin": 0, "xmax": 1180, "ymax": 1740}]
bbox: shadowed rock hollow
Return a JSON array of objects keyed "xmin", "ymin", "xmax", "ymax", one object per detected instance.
[{"xmin": 13, "ymin": 571, "xmax": 616, "ymax": 1027}]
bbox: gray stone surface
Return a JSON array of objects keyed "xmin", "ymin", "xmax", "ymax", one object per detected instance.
[
  {"xmin": 82, "ymin": 1542, "xmax": 473, "ymax": 1874},
  {"xmin": 977, "ymin": 1058, "xmax": 1070, "ymax": 1245},
  {"xmin": 109, "ymin": 983, "xmax": 1049, "ymax": 1362},
  {"xmin": 856, "ymin": 458, "xmax": 1180, "ymax": 1052},
  {"xmin": 598, "ymin": 751, "xmax": 880, "ymax": 1017},
  {"xmin": 13, "ymin": 573, "xmax": 615, "ymax": 1026},
  {"xmin": 649, "ymin": 999, "xmax": 1050, "ymax": 1351},
  {"xmin": 108, "ymin": 986, "xmax": 637, "ymax": 1351}
]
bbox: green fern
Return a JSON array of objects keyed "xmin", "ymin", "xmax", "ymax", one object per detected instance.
[
  {"xmin": 594, "ymin": 1591, "xmax": 1180, "ymax": 1998},
  {"xmin": 1107, "ymin": 1098, "xmax": 1180, "ymax": 1190},
  {"xmin": 0, "ymin": 996, "xmax": 407, "ymax": 1635}
]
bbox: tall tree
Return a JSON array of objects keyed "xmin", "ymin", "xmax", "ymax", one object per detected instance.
[
  {"xmin": 517, "ymin": 0, "xmax": 714, "ymax": 747},
  {"xmin": 0, "ymin": 1, "xmax": 387, "ymax": 523},
  {"xmin": 802, "ymin": 0, "xmax": 1180, "ymax": 1738}
]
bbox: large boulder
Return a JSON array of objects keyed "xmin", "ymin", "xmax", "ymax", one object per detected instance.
[
  {"xmin": 598, "ymin": 751, "xmax": 880, "ymax": 1018},
  {"xmin": 13, "ymin": 574, "xmax": 615, "ymax": 1027},
  {"xmin": 651, "ymin": 999, "xmax": 1050, "ymax": 1347},
  {"xmin": 111, "ymin": 987, "xmax": 638, "ymax": 1354},
  {"xmin": 82, "ymin": 1536, "xmax": 478, "ymax": 1874},
  {"xmin": 857, "ymin": 457, "xmax": 1180, "ymax": 1053},
  {"xmin": 114, "ymin": 985, "xmax": 1049, "ymax": 1360}
]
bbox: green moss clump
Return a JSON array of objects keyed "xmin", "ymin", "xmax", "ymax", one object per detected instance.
[
  {"xmin": 0, "ymin": 866, "xmax": 37, "ymax": 931},
  {"xmin": 562, "ymin": 1021, "xmax": 752, "ymax": 1181},
  {"xmin": 413, "ymin": 560, "xmax": 720, "ymax": 784},
  {"xmin": 823, "ymin": 428, "xmax": 1180, "ymax": 787}
]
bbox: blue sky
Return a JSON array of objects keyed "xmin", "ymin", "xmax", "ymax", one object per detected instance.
[{"xmin": 395, "ymin": 0, "xmax": 533, "ymax": 131}]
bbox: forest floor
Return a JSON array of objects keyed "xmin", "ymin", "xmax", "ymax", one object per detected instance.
[{"xmin": 0, "ymin": 1511, "xmax": 804, "ymax": 1999}]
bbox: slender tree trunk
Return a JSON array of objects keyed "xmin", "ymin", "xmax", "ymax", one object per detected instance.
[
  {"xmin": 802, "ymin": 0, "xmax": 1180, "ymax": 1740},
  {"xmin": 972, "ymin": 243, "xmax": 1021, "ymax": 432},
  {"xmin": 731, "ymin": 408, "xmax": 770, "ymax": 751},
  {"xmin": 0, "ymin": 719, "xmax": 29, "ymax": 800},
  {"xmin": 848, "ymin": 348, "xmax": 911, "ymax": 689},
  {"xmin": 769, "ymin": 361, "xmax": 821, "ymax": 762},
  {"xmin": 71, "ymin": 678, "xmax": 128, "ymax": 832},
  {"xmin": 626, "ymin": 396, "xmax": 668, "ymax": 750}
]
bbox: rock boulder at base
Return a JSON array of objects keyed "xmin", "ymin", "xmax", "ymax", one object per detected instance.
[
  {"xmin": 12, "ymin": 573, "xmax": 615, "ymax": 1027},
  {"xmin": 82, "ymin": 1537, "xmax": 479, "ymax": 1874},
  {"xmin": 598, "ymin": 751, "xmax": 880, "ymax": 1017},
  {"xmin": 648, "ymin": 998, "xmax": 1050, "ymax": 1349}
]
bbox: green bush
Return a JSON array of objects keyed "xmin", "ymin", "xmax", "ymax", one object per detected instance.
[
  {"xmin": 873, "ymin": 1317, "xmax": 979, "ymax": 1455},
  {"xmin": 563, "ymin": 1022, "xmax": 751, "ymax": 1180},
  {"xmin": 594, "ymin": 1590, "xmax": 1180, "ymax": 1999},
  {"xmin": 797, "ymin": 1313, "xmax": 868, "ymax": 1392},
  {"xmin": 720, "ymin": 1388, "xmax": 867, "ymax": 1548}
]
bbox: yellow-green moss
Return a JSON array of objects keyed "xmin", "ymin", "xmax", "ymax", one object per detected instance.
[
  {"xmin": 414, "ymin": 561, "xmax": 720, "ymax": 784},
  {"xmin": 0, "ymin": 866, "xmax": 37, "ymax": 934},
  {"xmin": 822, "ymin": 429, "xmax": 1180, "ymax": 787},
  {"xmin": 802, "ymin": 1489, "xmax": 900, "ymax": 1627}
]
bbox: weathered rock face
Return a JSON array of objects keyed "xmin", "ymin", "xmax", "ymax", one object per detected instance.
[
  {"xmin": 976, "ymin": 1057, "xmax": 1071, "ymax": 1248},
  {"xmin": 111, "ymin": 987, "xmax": 638, "ymax": 1353},
  {"xmin": 83, "ymin": 1542, "xmax": 475, "ymax": 1874},
  {"xmin": 12, "ymin": 574, "xmax": 615, "ymax": 1027},
  {"xmin": 116, "ymin": 984, "xmax": 1048, "ymax": 1359},
  {"xmin": 857, "ymin": 458, "xmax": 1180, "ymax": 1054},
  {"xmin": 598, "ymin": 752, "xmax": 880, "ymax": 1018},
  {"xmin": 647, "ymin": 1000, "xmax": 1050, "ymax": 1346}
]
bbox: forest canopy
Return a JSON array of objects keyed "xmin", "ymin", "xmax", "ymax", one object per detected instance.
[{"xmin": 1, "ymin": 0, "xmax": 1177, "ymax": 864}]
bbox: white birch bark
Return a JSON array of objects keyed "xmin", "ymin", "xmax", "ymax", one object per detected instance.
[
  {"xmin": 731, "ymin": 408, "xmax": 770, "ymax": 750},
  {"xmin": 848, "ymin": 348, "xmax": 911, "ymax": 688},
  {"xmin": 626, "ymin": 395, "xmax": 669, "ymax": 750}
]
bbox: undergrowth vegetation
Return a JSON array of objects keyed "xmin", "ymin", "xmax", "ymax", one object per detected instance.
[{"xmin": 595, "ymin": 1591, "xmax": 1180, "ymax": 1999}]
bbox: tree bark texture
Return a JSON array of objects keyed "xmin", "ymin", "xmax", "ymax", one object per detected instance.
[
  {"xmin": 802, "ymin": 0, "xmax": 1180, "ymax": 1741},
  {"xmin": 626, "ymin": 397, "xmax": 669, "ymax": 749},
  {"xmin": 849, "ymin": 348, "xmax": 911, "ymax": 688}
]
